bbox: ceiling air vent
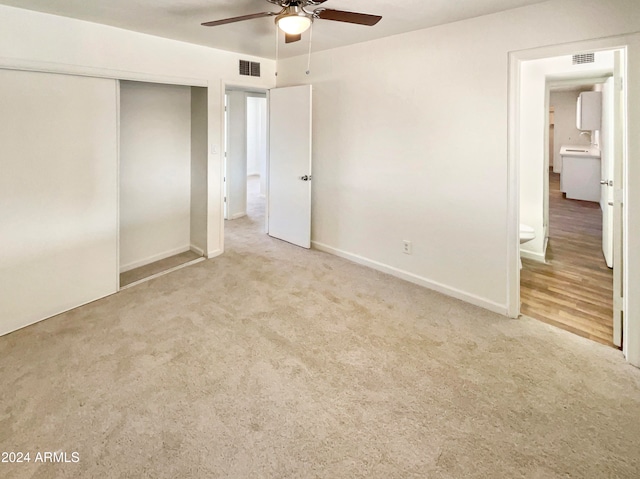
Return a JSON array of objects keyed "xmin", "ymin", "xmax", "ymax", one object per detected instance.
[
  {"xmin": 239, "ymin": 60, "xmax": 261, "ymax": 77},
  {"xmin": 573, "ymin": 53, "xmax": 595, "ymax": 65}
]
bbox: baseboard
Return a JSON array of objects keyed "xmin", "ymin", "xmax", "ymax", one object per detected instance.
[
  {"xmin": 190, "ymin": 244, "xmax": 205, "ymax": 257},
  {"xmin": 120, "ymin": 245, "xmax": 191, "ymax": 273},
  {"xmin": 228, "ymin": 212, "xmax": 247, "ymax": 220},
  {"xmin": 311, "ymin": 241, "xmax": 508, "ymax": 316},
  {"xmin": 520, "ymin": 249, "xmax": 547, "ymax": 263}
]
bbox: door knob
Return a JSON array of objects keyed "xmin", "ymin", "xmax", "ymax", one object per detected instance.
[{"xmin": 300, "ymin": 175, "xmax": 312, "ymax": 181}]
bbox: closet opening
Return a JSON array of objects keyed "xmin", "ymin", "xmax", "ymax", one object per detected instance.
[{"xmin": 119, "ymin": 81, "xmax": 208, "ymax": 288}]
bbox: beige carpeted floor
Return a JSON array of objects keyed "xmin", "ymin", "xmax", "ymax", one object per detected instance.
[{"xmin": 1, "ymin": 177, "xmax": 640, "ymax": 478}]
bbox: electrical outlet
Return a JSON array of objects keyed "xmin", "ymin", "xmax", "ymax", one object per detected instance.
[{"xmin": 402, "ymin": 240, "xmax": 412, "ymax": 255}]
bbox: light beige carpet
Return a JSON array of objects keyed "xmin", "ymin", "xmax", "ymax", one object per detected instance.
[{"xmin": 1, "ymin": 177, "xmax": 640, "ymax": 478}]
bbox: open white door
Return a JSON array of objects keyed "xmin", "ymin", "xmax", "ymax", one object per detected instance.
[
  {"xmin": 601, "ymin": 77, "xmax": 614, "ymax": 268},
  {"xmin": 268, "ymin": 85, "xmax": 312, "ymax": 248},
  {"xmin": 612, "ymin": 50, "xmax": 625, "ymax": 348}
]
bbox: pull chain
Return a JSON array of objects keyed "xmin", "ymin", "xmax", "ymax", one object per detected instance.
[
  {"xmin": 306, "ymin": 23, "xmax": 313, "ymax": 75},
  {"xmin": 275, "ymin": 24, "xmax": 279, "ymax": 77}
]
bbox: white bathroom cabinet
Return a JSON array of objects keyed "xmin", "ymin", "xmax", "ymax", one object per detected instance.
[
  {"xmin": 576, "ymin": 91, "xmax": 602, "ymax": 130},
  {"xmin": 560, "ymin": 145, "xmax": 601, "ymax": 202}
]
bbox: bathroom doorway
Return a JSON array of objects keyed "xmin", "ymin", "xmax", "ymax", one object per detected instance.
[{"xmin": 510, "ymin": 43, "xmax": 628, "ymax": 350}]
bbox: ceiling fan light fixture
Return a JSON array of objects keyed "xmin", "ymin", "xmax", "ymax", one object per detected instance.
[
  {"xmin": 276, "ymin": 12, "xmax": 312, "ymax": 35},
  {"xmin": 202, "ymin": 1, "xmax": 383, "ymax": 42}
]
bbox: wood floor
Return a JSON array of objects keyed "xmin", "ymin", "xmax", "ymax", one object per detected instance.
[{"xmin": 520, "ymin": 170, "xmax": 615, "ymax": 347}]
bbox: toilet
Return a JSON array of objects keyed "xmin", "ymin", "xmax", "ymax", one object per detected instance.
[{"xmin": 519, "ymin": 224, "xmax": 536, "ymax": 269}]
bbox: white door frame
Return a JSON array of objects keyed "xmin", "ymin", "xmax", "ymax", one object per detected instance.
[{"xmin": 507, "ymin": 33, "xmax": 639, "ymax": 365}]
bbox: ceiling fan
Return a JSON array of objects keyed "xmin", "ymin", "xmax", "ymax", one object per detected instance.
[{"xmin": 201, "ymin": 0, "xmax": 382, "ymax": 44}]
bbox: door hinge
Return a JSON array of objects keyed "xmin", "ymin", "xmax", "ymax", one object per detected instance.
[
  {"xmin": 616, "ymin": 77, "xmax": 623, "ymax": 91},
  {"xmin": 224, "ymin": 196, "xmax": 227, "ymax": 203}
]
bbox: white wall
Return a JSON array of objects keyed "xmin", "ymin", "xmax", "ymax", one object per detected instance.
[
  {"xmin": 519, "ymin": 52, "xmax": 613, "ymax": 259},
  {"xmin": 0, "ymin": 70, "xmax": 118, "ymax": 336},
  {"xmin": 226, "ymin": 90, "xmax": 248, "ymax": 220},
  {"xmin": 275, "ymin": 0, "xmax": 640, "ymax": 314},
  {"xmin": 0, "ymin": 4, "xmax": 276, "ymax": 259},
  {"xmin": 120, "ymin": 81, "xmax": 192, "ymax": 272},
  {"xmin": 247, "ymin": 95, "xmax": 268, "ymax": 197}
]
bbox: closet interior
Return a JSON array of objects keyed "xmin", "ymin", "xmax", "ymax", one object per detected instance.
[{"xmin": 119, "ymin": 81, "xmax": 208, "ymax": 288}]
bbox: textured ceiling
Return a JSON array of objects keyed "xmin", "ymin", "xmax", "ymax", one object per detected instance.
[{"xmin": 0, "ymin": 0, "xmax": 550, "ymax": 59}]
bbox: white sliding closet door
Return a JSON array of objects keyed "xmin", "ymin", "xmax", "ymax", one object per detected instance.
[{"xmin": 0, "ymin": 69, "xmax": 118, "ymax": 336}]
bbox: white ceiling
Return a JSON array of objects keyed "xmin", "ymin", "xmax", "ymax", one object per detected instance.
[{"xmin": 0, "ymin": 0, "xmax": 550, "ymax": 59}]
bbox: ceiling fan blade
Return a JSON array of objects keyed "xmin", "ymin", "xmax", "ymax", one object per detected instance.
[
  {"xmin": 201, "ymin": 12, "xmax": 276, "ymax": 27},
  {"xmin": 315, "ymin": 9, "xmax": 382, "ymax": 26},
  {"xmin": 285, "ymin": 33, "xmax": 302, "ymax": 43}
]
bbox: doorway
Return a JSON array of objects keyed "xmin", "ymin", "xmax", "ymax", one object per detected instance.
[
  {"xmin": 223, "ymin": 87, "xmax": 268, "ymax": 246},
  {"xmin": 511, "ymin": 44, "xmax": 628, "ymax": 349},
  {"xmin": 222, "ymin": 83, "xmax": 313, "ymax": 251}
]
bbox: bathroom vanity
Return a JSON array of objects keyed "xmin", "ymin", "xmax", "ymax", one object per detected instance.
[{"xmin": 559, "ymin": 145, "xmax": 601, "ymax": 202}]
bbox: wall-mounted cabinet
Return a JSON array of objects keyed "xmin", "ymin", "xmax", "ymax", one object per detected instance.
[{"xmin": 576, "ymin": 91, "xmax": 602, "ymax": 130}]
